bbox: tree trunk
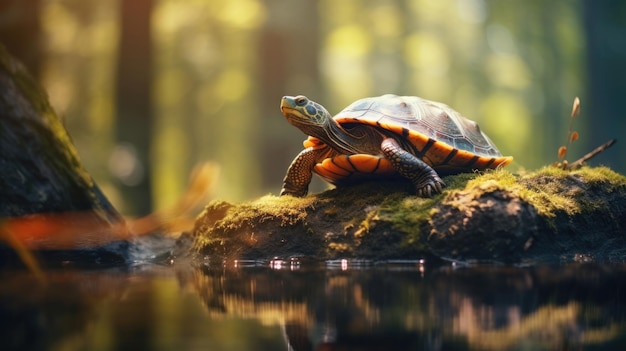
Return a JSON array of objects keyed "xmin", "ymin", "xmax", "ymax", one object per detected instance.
[
  {"xmin": 114, "ymin": 0, "xmax": 154, "ymax": 215},
  {"xmin": 0, "ymin": 45, "xmax": 119, "ymax": 219},
  {"xmin": 582, "ymin": 0, "xmax": 626, "ymax": 174},
  {"xmin": 0, "ymin": 0, "xmax": 42, "ymax": 79},
  {"xmin": 0, "ymin": 45, "xmax": 126, "ymax": 266}
]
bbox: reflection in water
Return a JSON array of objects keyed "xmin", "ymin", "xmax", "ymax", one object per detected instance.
[{"xmin": 1, "ymin": 262, "xmax": 626, "ymax": 350}]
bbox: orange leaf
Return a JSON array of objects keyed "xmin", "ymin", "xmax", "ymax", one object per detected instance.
[
  {"xmin": 558, "ymin": 146, "xmax": 567, "ymax": 159},
  {"xmin": 570, "ymin": 131, "xmax": 579, "ymax": 142},
  {"xmin": 571, "ymin": 97, "xmax": 580, "ymax": 117}
]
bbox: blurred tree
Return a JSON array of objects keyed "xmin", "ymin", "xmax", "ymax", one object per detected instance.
[
  {"xmin": 583, "ymin": 0, "xmax": 626, "ymax": 174},
  {"xmin": 30, "ymin": 0, "xmax": 619, "ymax": 205},
  {"xmin": 258, "ymin": 0, "xmax": 321, "ymax": 190},
  {"xmin": 0, "ymin": 0, "xmax": 42, "ymax": 78},
  {"xmin": 115, "ymin": 0, "xmax": 154, "ymax": 215}
]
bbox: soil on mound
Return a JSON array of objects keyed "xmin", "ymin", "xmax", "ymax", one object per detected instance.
[{"xmin": 191, "ymin": 167, "xmax": 626, "ymax": 264}]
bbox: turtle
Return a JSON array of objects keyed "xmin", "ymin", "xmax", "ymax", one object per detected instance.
[{"xmin": 279, "ymin": 94, "xmax": 513, "ymax": 197}]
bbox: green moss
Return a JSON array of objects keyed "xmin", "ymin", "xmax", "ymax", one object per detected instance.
[
  {"xmin": 438, "ymin": 166, "xmax": 626, "ymax": 221},
  {"xmin": 446, "ymin": 172, "xmax": 485, "ymax": 189},
  {"xmin": 453, "ymin": 168, "xmax": 579, "ymax": 218},
  {"xmin": 193, "ymin": 165, "xmax": 626, "ymax": 261},
  {"xmin": 225, "ymin": 195, "xmax": 313, "ymax": 228},
  {"xmin": 517, "ymin": 166, "xmax": 625, "ymax": 218},
  {"xmin": 497, "ymin": 168, "xmax": 579, "ymax": 218},
  {"xmin": 193, "ymin": 195, "xmax": 316, "ymax": 250},
  {"xmin": 249, "ymin": 195, "xmax": 316, "ymax": 225},
  {"xmin": 383, "ymin": 197, "xmax": 437, "ymax": 249},
  {"xmin": 354, "ymin": 210, "xmax": 379, "ymax": 238},
  {"xmin": 526, "ymin": 165, "xmax": 626, "ymax": 187},
  {"xmin": 0, "ymin": 45, "xmax": 91, "ymax": 184},
  {"xmin": 366, "ymin": 171, "xmax": 502, "ymax": 249},
  {"xmin": 574, "ymin": 166, "xmax": 626, "ymax": 189},
  {"xmin": 328, "ymin": 242, "xmax": 351, "ymax": 253}
]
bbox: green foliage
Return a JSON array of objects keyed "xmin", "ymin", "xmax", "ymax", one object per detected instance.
[{"xmin": 39, "ymin": 0, "xmax": 602, "ymax": 207}]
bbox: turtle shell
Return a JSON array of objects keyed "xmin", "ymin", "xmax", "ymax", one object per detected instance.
[{"xmin": 305, "ymin": 94, "xmax": 513, "ymax": 184}]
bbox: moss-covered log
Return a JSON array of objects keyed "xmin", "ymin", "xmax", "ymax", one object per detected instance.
[{"xmin": 192, "ymin": 166, "xmax": 626, "ymax": 264}]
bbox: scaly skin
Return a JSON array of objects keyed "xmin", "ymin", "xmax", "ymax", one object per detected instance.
[
  {"xmin": 381, "ymin": 138, "xmax": 445, "ymax": 197},
  {"xmin": 280, "ymin": 147, "xmax": 328, "ymax": 197}
]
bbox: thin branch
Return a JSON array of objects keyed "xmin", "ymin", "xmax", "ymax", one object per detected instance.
[{"xmin": 565, "ymin": 139, "xmax": 617, "ymax": 170}]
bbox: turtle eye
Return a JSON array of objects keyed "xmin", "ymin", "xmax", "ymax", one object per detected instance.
[{"xmin": 294, "ymin": 96, "xmax": 308, "ymax": 106}]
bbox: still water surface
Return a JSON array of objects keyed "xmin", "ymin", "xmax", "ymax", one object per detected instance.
[{"xmin": 1, "ymin": 260, "xmax": 626, "ymax": 351}]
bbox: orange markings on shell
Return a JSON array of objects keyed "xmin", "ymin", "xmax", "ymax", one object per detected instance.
[
  {"xmin": 300, "ymin": 95, "xmax": 514, "ymax": 183},
  {"xmin": 314, "ymin": 155, "xmax": 396, "ymax": 185},
  {"xmin": 303, "ymin": 136, "xmax": 324, "ymax": 149},
  {"xmin": 318, "ymin": 158, "xmax": 351, "ymax": 177},
  {"xmin": 334, "ymin": 154, "xmax": 383, "ymax": 173}
]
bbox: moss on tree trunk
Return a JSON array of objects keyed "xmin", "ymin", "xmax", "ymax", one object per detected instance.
[{"xmin": 0, "ymin": 45, "xmax": 125, "ymax": 265}]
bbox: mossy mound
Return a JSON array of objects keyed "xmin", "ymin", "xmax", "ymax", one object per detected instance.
[{"xmin": 192, "ymin": 166, "xmax": 626, "ymax": 264}]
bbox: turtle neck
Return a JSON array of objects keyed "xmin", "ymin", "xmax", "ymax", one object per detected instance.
[{"xmin": 321, "ymin": 117, "xmax": 365, "ymax": 155}]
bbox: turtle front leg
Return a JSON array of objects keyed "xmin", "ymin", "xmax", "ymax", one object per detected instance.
[
  {"xmin": 280, "ymin": 147, "xmax": 326, "ymax": 197},
  {"xmin": 381, "ymin": 138, "xmax": 445, "ymax": 197}
]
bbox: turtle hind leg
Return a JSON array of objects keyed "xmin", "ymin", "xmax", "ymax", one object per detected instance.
[
  {"xmin": 381, "ymin": 138, "xmax": 445, "ymax": 197},
  {"xmin": 280, "ymin": 147, "xmax": 327, "ymax": 197}
]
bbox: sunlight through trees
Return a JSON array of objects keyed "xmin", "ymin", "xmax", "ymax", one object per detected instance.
[{"xmin": 5, "ymin": 0, "xmax": 616, "ymax": 210}]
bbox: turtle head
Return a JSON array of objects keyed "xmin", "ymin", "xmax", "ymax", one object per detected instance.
[
  {"xmin": 280, "ymin": 95, "xmax": 331, "ymax": 136},
  {"xmin": 281, "ymin": 95, "xmax": 363, "ymax": 154}
]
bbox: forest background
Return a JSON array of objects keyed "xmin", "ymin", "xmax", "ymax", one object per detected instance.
[{"xmin": 1, "ymin": 0, "xmax": 624, "ymax": 215}]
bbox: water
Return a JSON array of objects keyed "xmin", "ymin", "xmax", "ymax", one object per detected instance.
[{"xmin": 1, "ymin": 259, "xmax": 626, "ymax": 351}]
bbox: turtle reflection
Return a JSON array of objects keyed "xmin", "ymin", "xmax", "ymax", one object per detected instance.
[{"xmin": 190, "ymin": 262, "xmax": 626, "ymax": 351}]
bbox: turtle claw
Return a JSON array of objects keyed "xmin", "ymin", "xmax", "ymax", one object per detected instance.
[
  {"xmin": 416, "ymin": 188, "xmax": 427, "ymax": 198},
  {"xmin": 435, "ymin": 179, "xmax": 445, "ymax": 193},
  {"xmin": 416, "ymin": 178, "xmax": 446, "ymax": 198},
  {"xmin": 417, "ymin": 186, "xmax": 433, "ymax": 198},
  {"xmin": 280, "ymin": 187, "xmax": 307, "ymax": 197}
]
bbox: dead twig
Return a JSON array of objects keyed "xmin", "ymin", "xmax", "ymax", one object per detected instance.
[{"xmin": 565, "ymin": 139, "xmax": 617, "ymax": 170}]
